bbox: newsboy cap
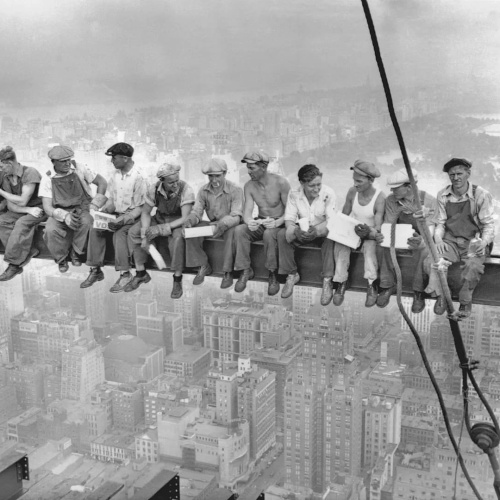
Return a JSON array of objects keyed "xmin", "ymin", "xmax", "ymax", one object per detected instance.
[
  {"xmin": 157, "ymin": 163, "xmax": 181, "ymax": 179},
  {"xmin": 241, "ymin": 151, "xmax": 269, "ymax": 164},
  {"xmin": 202, "ymin": 158, "xmax": 228, "ymax": 175},
  {"xmin": 350, "ymin": 159, "xmax": 380, "ymax": 178},
  {"xmin": 443, "ymin": 157, "xmax": 472, "ymax": 173},
  {"xmin": 48, "ymin": 145, "xmax": 74, "ymax": 161},
  {"xmin": 387, "ymin": 168, "xmax": 418, "ymax": 188},
  {"xmin": 105, "ymin": 142, "xmax": 134, "ymax": 157},
  {"xmin": 0, "ymin": 146, "xmax": 16, "ymax": 162}
]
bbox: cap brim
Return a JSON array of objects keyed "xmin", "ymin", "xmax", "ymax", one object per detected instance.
[{"xmin": 241, "ymin": 159, "xmax": 257, "ymax": 164}]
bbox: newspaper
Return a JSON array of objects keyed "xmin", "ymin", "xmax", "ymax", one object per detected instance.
[{"xmin": 92, "ymin": 211, "xmax": 117, "ymax": 231}]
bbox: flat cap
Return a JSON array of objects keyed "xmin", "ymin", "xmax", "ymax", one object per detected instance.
[
  {"xmin": 241, "ymin": 151, "xmax": 269, "ymax": 164},
  {"xmin": 105, "ymin": 142, "xmax": 134, "ymax": 158},
  {"xmin": 48, "ymin": 145, "xmax": 74, "ymax": 161},
  {"xmin": 350, "ymin": 159, "xmax": 380, "ymax": 178},
  {"xmin": 443, "ymin": 157, "xmax": 472, "ymax": 172},
  {"xmin": 387, "ymin": 168, "xmax": 418, "ymax": 188},
  {"xmin": 0, "ymin": 146, "xmax": 16, "ymax": 162},
  {"xmin": 157, "ymin": 163, "xmax": 181, "ymax": 179},
  {"xmin": 202, "ymin": 158, "xmax": 228, "ymax": 175}
]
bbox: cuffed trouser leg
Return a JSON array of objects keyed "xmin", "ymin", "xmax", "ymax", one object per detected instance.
[
  {"xmin": 234, "ymin": 224, "xmax": 264, "ymax": 271},
  {"xmin": 0, "ymin": 211, "xmax": 47, "ymax": 266},
  {"xmin": 411, "ymin": 246, "xmax": 429, "ymax": 292},
  {"xmin": 277, "ymin": 228, "xmax": 297, "ymax": 275},
  {"xmin": 321, "ymin": 238, "xmax": 335, "ymax": 278},
  {"xmin": 169, "ymin": 228, "xmax": 185, "ymax": 273},
  {"xmin": 44, "ymin": 218, "xmax": 72, "ymax": 264},
  {"xmin": 221, "ymin": 226, "xmax": 236, "ymax": 273},
  {"xmin": 86, "ymin": 228, "xmax": 107, "ymax": 268},
  {"xmin": 128, "ymin": 221, "xmax": 149, "ymax": 267},
  {"xmin": 113, "ymin": 223, "xmax": 134, "ymax": 271},
  {"xmin": 362, "ymin": 240, "xmax": 378, "ymax": 282},
  {"xmin": 72, "ymin": 210, "xmax": 93, "ymax": 255},
  {"xmin": 333, "ymin": 242, "xmax": 351, "ymax": 282},
  {"xmin": 262, "ymin": 227, "xmax": 280, "ymax": 271},
  {"xmin": 377, "ymin": 246, "xmax": 396, "ymax": 289},
  {"xmin": 459, "ymin": 250, "xmax": 487, "ymax": 304},
  {"xmin": 425, "ymin": 239, "xmax": 461, "ymax": 296}
]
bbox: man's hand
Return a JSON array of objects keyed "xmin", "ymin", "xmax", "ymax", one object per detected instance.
[
  {"xmin": 472, "ymin": 239, "xmax": 488, "ymax": 257},
  {"xmin": 355, "ymin": 223, "xmax": 371, "ymax": 239},
  {"xmin": 247, "ymin": 219, "xmax": 260, "ymax": 232},
  {"xmin": 407, "ymin": 232, "xmax": 424, "ymax": 250},
  {"xmin": 28, "ymin": 207, "xmax": 44, "ymax": 218},
  {"xmin": 64, "ymin": 212, "xmax": 81, "ymax": 230},
  {"xmin": 108, "ymin": 218, "xmax": 125, "ymax": 231},
  {"xmin": 374, "ymin": 231, "xmax": 384, "ymax": 245},
  {"xmin": 413, "ymin": 207, "xmax": 431, "ymax": 220},
  {"xmin": 262, "ymin": 217, "xmax": 277, "ymax": 229},
  {"xmin": 300, "ymin": 226, "xmax": 317, "ymax": 242},
  {"xmin": 434, "ymin": 237, "xmax": 448, "ymax": 255},
  {"xmin": 285, "ymin": 226, "xmax": 296, "ymax": 244},
  {"xmin": 145, "ymin": 225, "xmax": 162, "ymax": 241},
  {"xmin": 141, "ymin": 238, "xmax": 149, "ymax": 249},
  {"xmin": 212, "ymin": 220, "xmax": 227, "ymax": 239},
  {"xmin": 182, "ymin": 215, "xmax": 197, "ymax": 229}
]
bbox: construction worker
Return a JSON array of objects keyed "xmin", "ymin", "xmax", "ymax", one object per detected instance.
[
  {"xmin": 234, "ymin": 151, "xmax": 290, "ymax": 295},
  {"xmin": 332, "ymin": 160, "xmax": 385, "ymax": 307},
  {"xmin": 0, "ymin": 146, "xmax": 47, "ymax": 281},
  {"xmin": 182, "ymin": 158, "xmax": 243, "ymax": 289},
  {"xmin": 375, "ymin": 168, "xmax": 436, "ymax": 312},
  {"xmin": 277, "ymin": 163, "xmax": 336, "ymax": 302},
  {"xmin": 426, "ymin": 158, "xmax": 495, "ymax": 318},
  {"xmin": 40, "ymin": 145, "xmax": 107, "ymax": 273},
  {"xmin": 80, "ymin": 142, "xmax": 146, "ymax": 292},
  {"xmin": 127, "ymin": 160, "xmax": 195, "ymax": 298}
]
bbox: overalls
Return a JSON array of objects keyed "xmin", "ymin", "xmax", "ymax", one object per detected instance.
[{"xmin": 44, "ymin": 172, "xmax": 93, "ymax": 263}]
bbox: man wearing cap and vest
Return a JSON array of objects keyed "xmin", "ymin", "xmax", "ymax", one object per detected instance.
[
  {"xmin": 40, "ymin": 145, "xmax": 107, "ymax": 273},
  {"xmin": 126, "ymin": 161, "xmax": 195, "ymax": 298},
  {"xmin": 425, "ymin": 158, "xmax": 495, "ymax": 318},
  {"xmin": 182, "ymin": 158, "xmax": 243, "ymax": 288},
  {"xmin": 80, "ymin": 142, "xmax": 147, "ymax": 293},
  {"xmin": 234, "ymin": 151, "xmax": 291, "ymax": 295},
  {"xmin": 277, "ymin": 164, "xmax": 336, "ymax": 302},
  {"xmin": 332, "ymin": 160, "xmax": 386, "ymax": 307},
  {"xmin": 375, "ymin": 168, "xmax": 437, "ymax": 312},
  {"xmin": 0, "ymin": 146, "xmax": 47, "ymax": 281}
]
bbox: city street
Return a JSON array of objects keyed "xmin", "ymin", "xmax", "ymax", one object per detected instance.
[{"xmin": 238, "ymin": 451, "xmax": 284, "ymax": 500}]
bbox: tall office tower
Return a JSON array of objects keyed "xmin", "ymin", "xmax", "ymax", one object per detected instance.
[
  {"xmin": 362, "ymin": 396, "xmax": 402, "ymax": 469},
  {"xmin": 117, "ymin": 293, "xmax": 138, "ymax": 333},
  {"xmin": 11, "ymin": 310, "xmax": 93, "ymax": 364},
  {"xmin": 0, "ymin": 265, "xmax": 24, "ymax": 363},
  {"xmin": 250, "ymin": 345, "xmax": 300, "ymax": 431},
  {"xmin": 400, "ymin": 295, "xmax": 435, "ymax": 335},
  {"xmin": 237, "ymin": 363, "xmax": 276, "ymax": 460},
  {"xmin": 429, "ymin": 315, "xmax": 456, "ymax": 356},
  {"xmin": 173, "ymin": 286, "xmax": 196, "ymax": 331},
  {"xmin": 479, "ymin": 306, "xmax": 500, "ymax": 357},
  {"xmin": 136, "ymin": 297, "xmax": 183, "ymax": 354},
  {"xmin": 203, "ymin": 297, "xmax": 291, "ymax": 366},
  {"xmin": 0, "ymin": 382, "xmax": 18, "ymax": 423},
  {"xmin": 293, "ymin": 285, "xmax": 317, "ymax": 331},
  {"xmin": 61, "ymin": 339, "xmax": 105, "ymax": 402},
  {"xmin": 112, "ymin": 384, "xmax": 145, "ymax": 432},
  {"xmin": 215, "ymin": 369, "xmax": 239, "ymax": 425},
  {"xmin": 297, "ymin": 304, "xmax": 354, "ymax": 387},
  {"xmin": 4, "ymin": 363, "xmax": 45, "ymax": 410}
]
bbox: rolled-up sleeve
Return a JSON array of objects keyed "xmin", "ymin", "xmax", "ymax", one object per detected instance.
[
  {"xmin": 131, "ymin": 175, "xmax": 146, "ymax": 209},
  {"xmin": 284, "ymin": 192, "xmax": 299, "ymax": 222},
  {"xmin": 181, "ymin": 184, "xmax": 196, "ymax": 206},
  {"xmin": 191, "ymin": 191, "xmax": 207, "ymax": 223},
  {"xmin": 383, "ymin": 196, "xmax": 400, "ymax": 225},
  {"xmin": 220, "ymin": 186, "xmax": 243, "ymax": 228},
  {"xmin": 477, "ymin": 189, "xmax": 496, "ymax": 244}
]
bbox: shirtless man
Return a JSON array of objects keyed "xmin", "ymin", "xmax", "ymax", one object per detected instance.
[
  {"xmin": 333, "ymin": 160, "xmax": 385, "ymax": 307},
  {"xmin": 233, "ymin": 151, "xmax": 290, "ymax": 295}
]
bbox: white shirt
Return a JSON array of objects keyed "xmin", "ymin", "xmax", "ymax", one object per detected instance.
[{"xmin": 284, "ymin": 184, "xmax": 336, "ymax": 226}]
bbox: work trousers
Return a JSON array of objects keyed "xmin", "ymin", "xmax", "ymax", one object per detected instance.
[
  {"xmin": 128, "ymin": 219, "xmax": 185, "ymax": 273},
  {"xmin": 425, "ymin": 236, "xmax": 487, "ymax": 304},
  {"xmin": 0, "ymin": 211, "xmax": 47, "ymax": 266},
  {"xmin": 333, "ymin": 239, "xmax": 378, "ymax": 283},
  {"xmin": 234, "ymin": 224, "xmax": 280, "ymax": 272},
  {"xmin": 185, "ymin": 222, "xmax": 235, "ymax": 272},
  {"xmin": 378, "ymin": 245, "xmax": 429, "ymax": 292},
  {"xmin": 277, "ymin": 228, "xmax": 334, "ymax": 278},
  {"xmin": 44, "ymin": 211, "xmax": 93, "ymax": 264},
  {"xmin": 86, "ymin": 221, "xmax": 136, "ymax": 271}
]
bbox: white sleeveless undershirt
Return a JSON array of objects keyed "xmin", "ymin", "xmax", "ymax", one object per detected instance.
[{"xmin": 351, "ymin": 188, "xmax": 380, "ymax": 227}]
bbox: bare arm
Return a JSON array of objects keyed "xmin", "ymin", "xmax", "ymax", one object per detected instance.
[
  {"xmin": 242, "ymin": 182, "xmax": 255, "ymax": 225},
  {"xmin": 342, "ymin": 188, "xmax": 355, "ymax": 216},
  {"xmin": 139, "ymin": 203, "xmax": 154, "ymax": 232},
  {"xmin": 92, "ymin": 174, "xmax": 107, "ymax": 195},
  {"xmin": 42, "ymin": 197, "xmax": 55, "ymax": 217},
  {"xmin": 274, "ymin": 179, "xmax": 291, "ymax": 227},
  {"xmin": 0, "ymin": 182, "xmax": 36, "ymax": 206},
  {"xmin": 170, "ymin": 203, "xmax": 193, "ymax": 229}
]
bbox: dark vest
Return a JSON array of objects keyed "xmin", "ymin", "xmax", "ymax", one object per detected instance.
[{"xmin": 154, "ymin": 180, "xmax": 186, "ymax": 223}]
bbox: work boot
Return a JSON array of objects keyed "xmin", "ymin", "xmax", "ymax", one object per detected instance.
[
  {"xmin": 281, "ymin": 273, "xmax": 300, "ymax": 299},
  {"xmin": 70, "ymin": 248, "xmax": 82, "ymax": 267},
  {"xmin": 268, "ymin": 271, "xmax": 280, "ymax": 296},
  {"xmin": 80, "ymin": 267, "xmax": 104, "ymax": 288},
  {"xmin": 0, "ymin": 264, "xmax": 23, "ymax": 282},
  {"xmin": 433, "ymin": 296, "xmax": 446, "ymax": 315},
  {"xmin": 333, "ymin": 280, "xmax": 348, "ymax": 306},
  {"xmin": 376, "ymin": 285, "xmax": 397, "ymax": 308},
  {"xmin": 58, "ymin": 260, "xmax": 69, "ymax": 273},
  {"xmin": 193, "ymin": 264, "xmax": 212, "ymax": 285},
  {"xmin": 411, "ymin": 291, "xmax": 426, "ymax": 314},
  {"xmin": 109, "ymin": 271, "xmax": 132, "ymax": 293},
  {"xmin": 123, "ymin": 272, "xmax": 151, "ymax": 292},
  {"xmin": 235, "ymin": 268, "xmax": 254, "ymax": 293},
  {"xmin": 320, "ymin": 277, "xmax": 334, "ymax": 306},
  {"xmin": 220, "ymin": 272, "xmax": 233, "ymax": 289},
  {"xmin": 171, "ymin": 278, "xmax": 183, "ymax": 299},
  {"xmin": 365, "ymin": 281, "xmax": 378, "ymax": 308},
  {"xmin": 458, "ymin": 302, "xmax": 472, "ymax": 318}
]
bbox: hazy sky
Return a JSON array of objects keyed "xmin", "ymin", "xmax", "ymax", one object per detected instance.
[{"xmin": 1, "ymin": 0, "xmax": 500, "ymax": 105}]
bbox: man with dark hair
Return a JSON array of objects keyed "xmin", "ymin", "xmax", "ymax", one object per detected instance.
[
  {"xmin": 80, "ymin": 142, "xmax": 146, "ymax": 292},
  {"xmin": 182, "ymin": 158, "xmax": 243, "ymax": 289},
  {"xmin": 277, "ymin": 164, "xmax": 336, "ymax": 302},
  {"xmin": 332, "ymin": 160, "xmax": 385, "ymax": 307},
  {"xmin": 375, "ymin": 168, "xmax": 437, "ymax": 312},
  {"xmin": 234, "ymin": 151, "xmax": 290, "ymax": 295},
  {"xmin": 127, "ymin": 160, "xmax": 195, "ymax": 298},
  {"xmin": 0, "ymin": 146, "xmax": 46, "ymax": 281},
  {"xmin": 426, "ymin": 158, "xmax": 495, "ymax": 318},
  {"xmin": 40, "ymin": 145, "xmax": 107, "ymax": 273}
]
